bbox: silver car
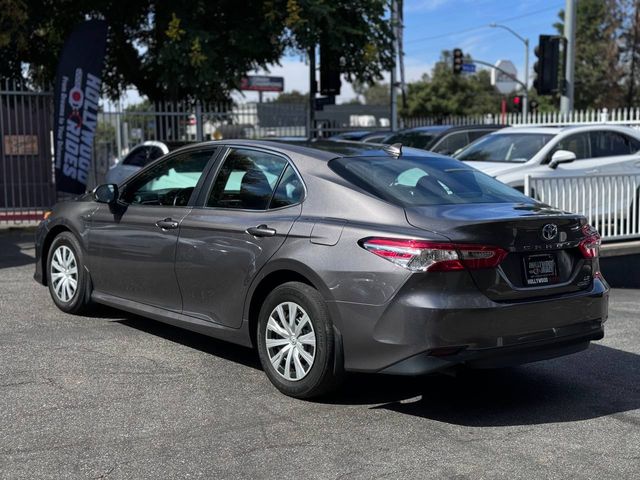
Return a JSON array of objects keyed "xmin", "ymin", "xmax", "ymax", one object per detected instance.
[{"xmin": 35, "ymin": 141, "xmax": 609, "ymax": 398}]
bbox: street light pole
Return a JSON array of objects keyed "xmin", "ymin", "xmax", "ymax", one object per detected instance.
[{"xmin": 489, "ymin": 23, "xmax": 529, "ymax": 119}]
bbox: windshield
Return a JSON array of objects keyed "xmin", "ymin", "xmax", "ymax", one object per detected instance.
[
  {"xmin": 383, "ymin": 131, "xmax": 439, "ymax": 149},
  {"xmin": 454, "ymin": 133, "xmax": 555, "ymax": 163},
  {"xmin": 329, "ymin": 156, "xmax": 534, "ymax": 207}
]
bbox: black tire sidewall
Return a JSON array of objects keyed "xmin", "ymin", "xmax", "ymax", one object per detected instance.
[
  {"xmin": 257, "ymin": 282, "xmax": 336, "ymax": 399},
  {"xmin": 46, "ymin": 232, "xmax": 88, "ymax": 314}
]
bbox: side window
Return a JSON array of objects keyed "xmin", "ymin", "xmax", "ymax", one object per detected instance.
[
  {"xmin": 122, "ymin": 146, "xmax": 150, "ymax": 167},
  {"xmin": 554, "ymin": 133, "xmax": 590, "ymax": 160},
  {"xmin": 148, "ymin": 146, "xmax": 165, "ymax": 162},
  {"xmin": 590, "ymin": 131, "xmax": 634, "ymax": 157},
  {"xmin": 270, "ymin": 165, "xmax": 304, "ymax": 208},
  {"xmin": 122, "ymin": 149, "xmax": 215, "ymax": 206},
  {"xmin": 207, "ymin": 148, "xmax": 288, "ymax": 210},
  {"xmin": 432, "ymin": 132, "xmax": 469, "ymax": 155}
]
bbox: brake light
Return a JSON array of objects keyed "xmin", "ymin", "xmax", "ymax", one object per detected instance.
[
  {"xmin": 579, "ymin": 225, "xmax": 601, "ymax": 259},
  {"xmin": 360, "ymin": 238, "xmax": 507, "ymax": 272}
]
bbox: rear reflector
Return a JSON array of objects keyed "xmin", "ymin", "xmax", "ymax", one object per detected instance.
[{"xmin": 360, "ymin": 237, "xmax": 507, "ymax": 272}]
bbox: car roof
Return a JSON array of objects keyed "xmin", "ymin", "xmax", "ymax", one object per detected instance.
[
  {"xmin": 172, "ymin": 139, "xmax": 438, "ymax": 162},
  {"xmin": 497, "ymin": 124, "xmax": 640, "ymax": 135}
]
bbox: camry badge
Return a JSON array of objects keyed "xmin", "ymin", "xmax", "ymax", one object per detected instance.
[{"xmin": 542, "ymin": 224, "xmax": 558, "ymax": 241}]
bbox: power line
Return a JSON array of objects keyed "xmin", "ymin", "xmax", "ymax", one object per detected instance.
[{"xmin": 405, "ymin": 4, "xmax": 563, "ymax": 45}]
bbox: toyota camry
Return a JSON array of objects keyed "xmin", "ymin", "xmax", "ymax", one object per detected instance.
[{"xmin": 34, "ymin": 140, "xmax": 609, "ymax": 398}]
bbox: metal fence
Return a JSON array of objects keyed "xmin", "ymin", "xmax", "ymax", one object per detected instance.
[
  {"xmin": 404, "ymin": 107, "xmax": 640, "ymax": 129},
  {"xmin": 0, "ymin": 80, "xmax": 55, "ymax": 225},
  {"xmin": 525, "ymin": 173, "xmax": 640, "ymax": 241}
]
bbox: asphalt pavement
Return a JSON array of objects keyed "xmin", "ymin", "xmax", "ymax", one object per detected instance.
[{"xmin": 0, "ymin": 229, "xmax": 639, "ymax": 479}]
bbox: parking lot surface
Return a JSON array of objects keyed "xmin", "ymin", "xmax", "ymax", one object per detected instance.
[{"xmin": 1, "ymin": 229, "xmax": 639, "ymax": 479}]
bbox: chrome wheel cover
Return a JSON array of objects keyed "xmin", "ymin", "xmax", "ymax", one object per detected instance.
[
  {"xmin": 50, "ymin": 245, "xmax": 78, "ymax": 303},
  {"xmin": 265, "ymin": 301, "xmax": 316, "ymax": 381}
]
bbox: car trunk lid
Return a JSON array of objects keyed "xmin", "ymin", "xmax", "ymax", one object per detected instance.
[{"xmin": 405, "ymin": 203, "xmax": 595, "ymax": 301}]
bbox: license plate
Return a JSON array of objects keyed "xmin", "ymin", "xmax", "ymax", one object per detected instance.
[{"xmin": 523, "ymin": 253, "xmax": 558, "ymax": 286}]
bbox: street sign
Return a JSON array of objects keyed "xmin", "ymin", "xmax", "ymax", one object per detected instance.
[
  {"xmin": 239, "ymin": 76, "xmax": 284, "ymax": 92},
  {"xmin": 462, "ymin": 63, "xmax": 476, "ymax": 73},
  {"xmin": 491, "ymin": 60, "xmax": 518, "ymax": 94}
]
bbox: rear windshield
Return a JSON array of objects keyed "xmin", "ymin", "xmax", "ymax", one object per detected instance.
[
  {"xmin": 329, "ymin": 156, "xmax": 533, "ymax": 207},
  {"xmin": 454, "ymin": 133, "xmax": 554, "ymax": 163}
]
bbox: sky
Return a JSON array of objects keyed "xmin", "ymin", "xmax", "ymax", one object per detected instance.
[
  {"xmin": 121, "ymin": 0, "xmax": 565, "ymax": 106},
  {"xmin": 237, "ymin": 0, "xmax": 565, "ymax": 104}
]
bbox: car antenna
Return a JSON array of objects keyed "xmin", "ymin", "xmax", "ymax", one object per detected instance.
[{"xmin": 383, "ymin": 143, "xmax": 402, "ymax": 158}]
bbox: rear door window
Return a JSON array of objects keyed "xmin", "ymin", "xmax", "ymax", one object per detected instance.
[
  {"xmin": 207, "ymin": 148, "xmax": 289, "ymax": 210},
  {"xmin": 590, "ymin": 131, "xmax": 636, "ymax": 157}
]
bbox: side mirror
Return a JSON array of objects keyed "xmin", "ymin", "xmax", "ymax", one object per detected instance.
[
  {"xmin": 93, "ymin": 184, "xmax": 119, "ymax": 204},
  {"xmin": 549, "ymin": 150, "xmax": 576, "ymax": 169}
]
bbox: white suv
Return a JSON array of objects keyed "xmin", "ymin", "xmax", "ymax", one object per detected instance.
[{"xmin": 454, "ymin": 125, "xmax": 640, "ymax": 190}]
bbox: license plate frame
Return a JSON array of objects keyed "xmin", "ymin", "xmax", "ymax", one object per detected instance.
[{"xmin": 523, "ymin": 253, "xmax": 559, "ymax": 286}]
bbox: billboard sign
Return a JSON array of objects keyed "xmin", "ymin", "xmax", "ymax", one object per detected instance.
[{"xmin": 240, "ymin": 76, "xmax": 285, "ymax": 92}]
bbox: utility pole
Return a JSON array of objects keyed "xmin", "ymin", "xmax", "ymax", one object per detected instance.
[
  {"xmin": 398, "ymin": 0, "xmax": 406, "ymax": 126},
  {"xmin": 390, "ymin": 0, "xmax": 398, "ymax": 132},
  {"xmin": 308, "ymin": 46, "xmax": 316, "ymax": 140},
  {"xmin": 560, "ymin": 0, "xmax": 576, "ymax": 114},
  {"xmin": 489, "ymin": 23, "xmax": 529, "ymax": 119}
]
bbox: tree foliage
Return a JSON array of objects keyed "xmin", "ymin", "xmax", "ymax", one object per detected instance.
[
  {"xmin": 0, "ymin": 0, "xmax": 395, "ymax": 103},
  {"xmin": 403, "ymin": 51, "xmax": 502, "ymax": 117}
]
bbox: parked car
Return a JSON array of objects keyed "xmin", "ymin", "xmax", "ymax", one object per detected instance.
[
  {"xmin": 454, "ymin": 125, "xmax": 640, "ymax": 190},
  {"xmin": 381, "ymin": 124, "xmax": 503, "ymax": 155},
  {"xmin": 35, "ymin": 140, "xmax": 608, "ymax": 399},
  {"xmin": 105, "ymin": 140, "xmax": 190, "ymax": 185}
]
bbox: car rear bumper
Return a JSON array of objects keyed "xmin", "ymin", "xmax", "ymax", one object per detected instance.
[{"xmin": 332, "ymin": 273, "xmax": 609, "ymax": 374}]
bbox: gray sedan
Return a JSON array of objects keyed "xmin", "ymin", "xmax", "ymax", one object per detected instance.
[{"xmin": 34, "ymin": 140, "xmax": 609, "ymax": 398}]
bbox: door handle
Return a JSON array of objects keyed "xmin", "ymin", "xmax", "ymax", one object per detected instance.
[
  {"xmin": 156, "ymin": 218, "xmax": 179, "ymax": 230},
  {"xmin": 246, "ymin": 224, "xmax": 277, "ymax": 237},
  {"xmin": 585, "ymin": 169, "xmax": 599, "ymax": 175}
]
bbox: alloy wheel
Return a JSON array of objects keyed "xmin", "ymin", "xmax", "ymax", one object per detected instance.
[
  {"xmin": 50, "ymin": 245, "xmax": 78, "ymax": 303},
  {"xmin": 265, "ymin": 301, "xmax": 316, "ymax": 381}
]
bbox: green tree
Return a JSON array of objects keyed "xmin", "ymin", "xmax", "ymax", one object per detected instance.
[
  {"xmin": 0, "ymin": 0, "xmax": 395, "ymax": 103},
  {"xmin": 554, "ymin": 0, "xmax": 625, "ymax": 109},
  {"xmin": 404, "ymin": 51, "xmax": 502, "ymax": 117},
  {"xmin": 271, "ymin": 90, "xmax": 308, "ymax": 104}
]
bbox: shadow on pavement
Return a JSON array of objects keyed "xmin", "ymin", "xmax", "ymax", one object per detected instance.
[
  {"xmin": 0, "ymin": 229, "xmax": 35, "ymax": 269},
  {"xmin": 329, "ymin": 344, "xmax": 640, "ymax": 427},
  {"xmin": 115, "ymin": 314, "xmax": 261, "ymax": 370}
]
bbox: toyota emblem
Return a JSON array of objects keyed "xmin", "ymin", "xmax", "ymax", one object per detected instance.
[{"xmin": 542, "ymin": 224, "xmax": 558, "ymax": 241}]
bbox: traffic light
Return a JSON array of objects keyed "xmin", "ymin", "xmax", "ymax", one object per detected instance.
[
  {"xmin": 512, "ymin": 95, "xmax": 523, "ymax": 112},
  {"xmin": 452, "ymin": 48, "xmax": 463, "ymax": 75},
  {"xmin": 533, "ymin": 35, "xmax": 561, "ymax": 95},
  {"xmin": 320, "ymin": 43, "xmax": 341, "ymax": 96}
]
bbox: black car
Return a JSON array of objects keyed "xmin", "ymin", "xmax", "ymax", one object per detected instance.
[{"xmin": 382, "ymin": 124, "xmax": 504, "ymax": 155}]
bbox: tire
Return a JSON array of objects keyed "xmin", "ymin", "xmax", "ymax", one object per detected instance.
[
  {"xmin": 46, "ymin": 232, "xmax": 91, "ymax": 314},
  {"xmin": 257, "ymin": 281, "xmax": 343, "ymax": 399}
]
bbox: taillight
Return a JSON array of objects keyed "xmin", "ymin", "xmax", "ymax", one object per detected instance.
[
  {"xmin": 579, "ymin": 225, "xmax": 601, "ymax": 259},
  {"xmin": 360, "ymin": 237, "xmax": 507, "ymax": 272}
]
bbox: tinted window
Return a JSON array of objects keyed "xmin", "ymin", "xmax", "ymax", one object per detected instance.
[
  {"xmin": 122, "ymin": 149, "xmax": 214, "ymax": 206},
  {"xmin": 270, "ymin": 165, "xmax": 304, "ymax": 208},
  {"xmin": 455, "ymin": 133, "xmax": 554, "ymax": 162},
  {"xmin": 554, "ymin": 133, "xmax": 591, "ymax": 160},
  {"xmin": 383, "ymin": 132, "xmax": 438, "ymax": 149},
  {"xmin": 208, "ymin": 148, "xmax": 287, "ymax": 210},
  {"xmin": 432, "ymin": 132, "xmax": 469, "ymax": 155},
  {"xmin": 148, "ymin": 146, "xmax": 165, "ymax": 161},
  {"xmin": 122, "ymin": 146, "xmax": 151, "ymax": 167},
  {"xmin": 330, "ymin": 156, "xmax": 532, "ymax": 207},
  {"xmin": 590, "ymin": 131, "xmax": 635, "ymax": 157}
]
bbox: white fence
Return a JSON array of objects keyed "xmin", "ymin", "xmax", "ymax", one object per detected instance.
[
  {"xmin": 404, "ymin": 107, "xmax": 640, "ymax": 129},
  {"xmin": 525, "ymin": 173, "xmax": 640, "ymax": 241}
]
